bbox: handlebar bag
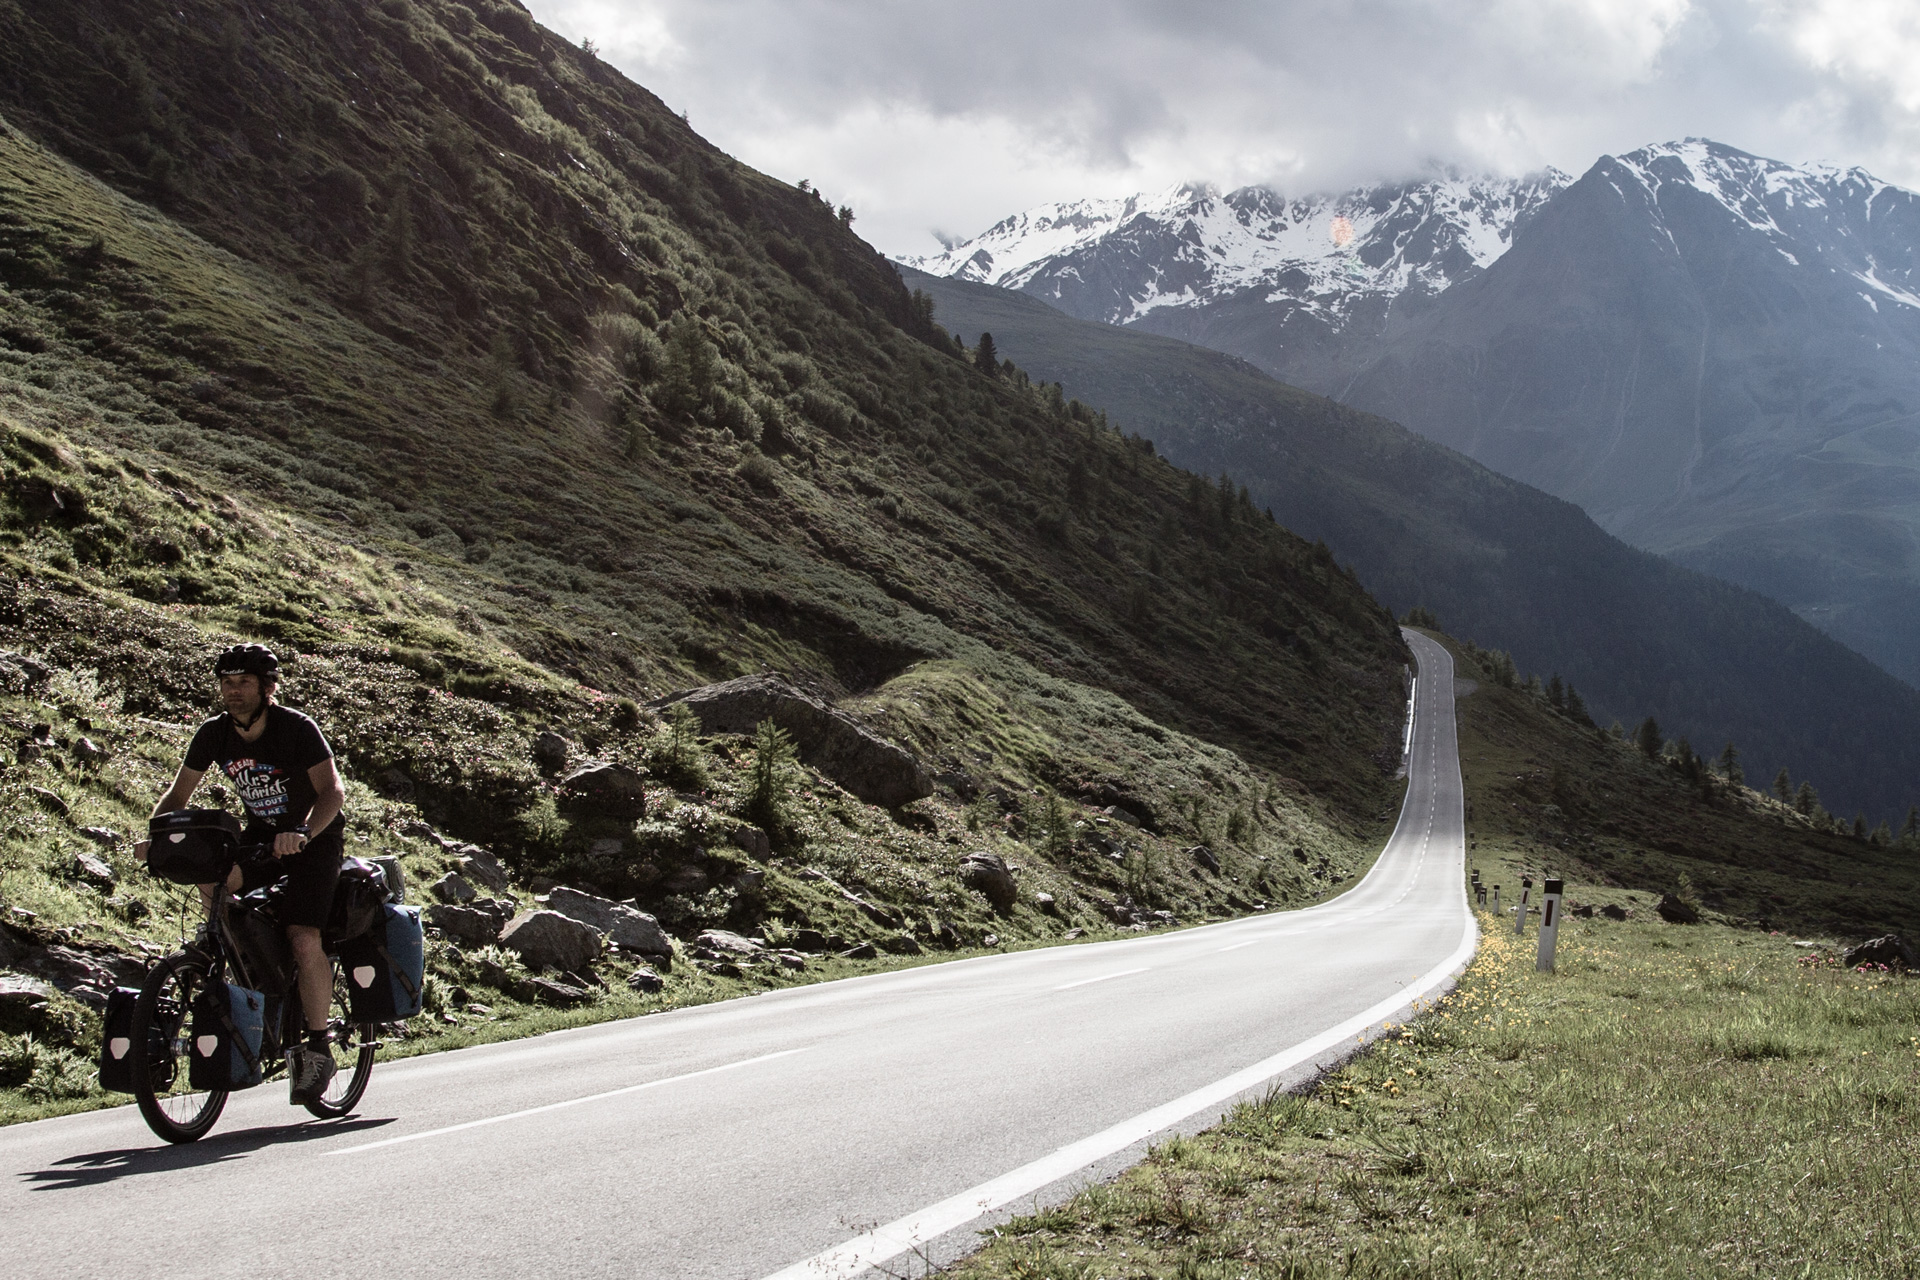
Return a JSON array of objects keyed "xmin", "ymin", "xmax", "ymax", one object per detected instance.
[
  {"xmin": 96, "ymin": 986, "xmax": 168, "ymax": 1094},
  {"xmin": 339, "ymin": 904, "xmax": 425, "ymax": 1021},
  {"xmin": 146, "ymin": 810, "xmax": 243, "ymax": 884},
  {"xmin": 186, "ymin": 980, "xmax": 265, "ymax": 1091},
  {"xmin": 323, "ymin": 858, "xmax": 394, "ymax": 947}
]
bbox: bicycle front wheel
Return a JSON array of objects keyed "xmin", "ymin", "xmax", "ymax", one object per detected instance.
[
  {"xmin": 304, "ymin": 959, "xmax": 376, "ymax": 1118},
  {"xmin": 130, "ymin": 952, "xmax": 228, "ymax": 1144}
]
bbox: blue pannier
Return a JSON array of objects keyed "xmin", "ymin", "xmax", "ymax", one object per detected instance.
[
  {"xmin": 339, "ymin": 904, "xmax": 424, "ymax": 1021},
  {"xmin": 187, "ymin": 981, "xmax": 265, "ymax": 1091}
]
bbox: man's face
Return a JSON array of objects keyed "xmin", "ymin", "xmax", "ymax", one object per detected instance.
[{"xmin": 219, "ymin": 673, "xmax": 266, "ymax": 716}]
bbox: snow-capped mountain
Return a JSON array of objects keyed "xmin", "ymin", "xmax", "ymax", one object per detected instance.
[
  {"xmin": 904, "ymin": 172, "xmax": 1569, "ymax": 339},
  {"xmin": 1339, "ymin": 138, "xmax": 1920, "ymax": 689}
]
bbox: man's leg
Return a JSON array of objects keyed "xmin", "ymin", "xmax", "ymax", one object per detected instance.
[{"xmin": 289, "ymin": 925, "xmax": 331, "ymax": 1034}]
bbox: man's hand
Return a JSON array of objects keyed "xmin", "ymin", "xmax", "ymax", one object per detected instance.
[{"xmin": 273, "ymin": 830, "xmax": 309, "ymax": 859}]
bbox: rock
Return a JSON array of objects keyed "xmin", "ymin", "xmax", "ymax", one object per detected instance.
[
  {"xmin": 627, "ymin": 965, "xmax": 665, "ymax": 993},
  {"xmin": 454, "ymin": 843, "xmax": 510, "ymax": 891},
  {"xmin": 1655, "ymin": 894, "xmax": 1700, "ymax": 925},
  {"xmin": 790, "ymin": 928, "xmax": 830, "ymax": 953},
  {"xmin": 377, "ymin": 767, "xmax": 415, "ymax": 799},
  {"xmin": 531, "ymin": 730, "xmax": 571, "ymax": 774},
  {"xmin": 695, "ymin": 929, "xmax": 762, "ymax": 956},
  {"xmin": 588, "ymin": 837, "xmax": 625, "ymax": 860},
  {"xmin": 499, "ymin": 910, "xmax": 603, "ymax": 973},
  {"xmin": 71, "ymin": 852, "xmax": 114, "ymax": 890},
  {"xmin": 73, "ymin": 736, "xmax": 105, "ymax": 763},
  {"xmin": 547, "ymin": 886, "xmax": 674, "ymax": 957},
  {"xmin": 730, "ymin": 825, "xmax": 772, "ymax": 858},
  {"xmin": 662, "ymin": 864, "xmax": 710, "ymax": 895},
  {"xmin": 699, "ymin": 959, "xmax": 745, "ymax": 978},
  {"xmin": 1063, "ymin": 928, "xmax": 1087, "ymax": 939},
  {"xmin": 526, "ymin": 976, "xmax": 593, "ymax": 1006},
  {"xmin": 838, "ymin": 941, "xmax": 878, "ymax": 960},
  {"xmin": 78, "ymin": 826, "xmax": 118, "ymax": 848},
  {"xmin": 1843, "ymin": 934, "xmax": 1917, "ymax": 970},
  {"xmin": 880, "ymin": 933, "xmax": 924, "ymax": 955},
  {"xmin": 653, "ymin": 674, "xmax": 932, "ymax": 808},
  {"xmin": 1148, "ymin": 910, "xmax": 1177, "ymax": 927},
  {"xmin": 1188, "ymin": 845, "xmax": 1221, "ymax": 874},
  {"xmin": 1034, "ymin": 892, "xmax": 1058, "ymax": 913},
  {"xmin": 558, "ymin": 761, "xmax": 648, "ymax": 820},
  {"xmin": 959, "ymin": 851, "xmax": 1018, "ymax": 910},
  {"xmin": 982, "ymin": 934, "xmax": 1001, "ymax": 948},
  {"xmin": 1571, "ymin": 903, "xmax": 1595, "ymax": 919},
  {"xmin": 470, "ymin": 898, "xmax": 515, "ymax": 929},
  {"xmin": 15, "ymin": 740, "xmax": 42, "ymax": 764},
  {"xmin": 934, "ymin": 769, "xmax": 978, "ymax": 799},
  {"xmin": 0, "ymin": 974, "xmax": 57, "ymax": 1033},
  {"xmin": 528, "ymin": 876, "xmax": 559, "ymax": 894},
  {"xmin": 929, "ymin": 918, "xmax": 961, "ymax": 949},
  {"xmin": 399, "ymin": 819, "xmax": 442, "ymax": 845},
  {"xmin": 1105, "ymin": 805, "xmax": 1143, "ymax": 828},
  {"xmin": 1601, "ymin": 904, "xmax": 1632, "ymax": 921},
  {"xmin": 774, "ymin": 951, "xmax": 809, "ymax": 971},
  {"xmin": 427, "ymin": 904, "xmax": 502, "ymax": 949},
  {"xmin": 844, "ymin": 891, "xmax": 902, "ymax": 928},
  {"xmin": 29, "ymin": 787, "xmax": 69, "ymax": 818},
  {"xmin": 431, "ymin": 872, "xmax": 477, "ymax": 905},
  {"xmin": 732, "ymin": 868, "xmax": 767, "ymax": 895}
]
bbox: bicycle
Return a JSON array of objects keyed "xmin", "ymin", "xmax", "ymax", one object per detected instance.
[{"xmin": 129, "ymin": 842, "xmax": 381, "ymax": 1144}]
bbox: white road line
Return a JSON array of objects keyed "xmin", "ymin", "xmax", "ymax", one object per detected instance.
[
  {"xmin": 759, "ymin": 915, "xmax": 1478, "ymax": 1280},
  {"xmin": 324, "ymin": 1047, "xmax": 809, "ymax": 1156},
  {"xmin": 1053, "ymin": 967, "xmax": 1151, "ymax": 991},
  {"xmin": 1213, "ymin": 940, "xmax": 1261, "ymax": 954}
]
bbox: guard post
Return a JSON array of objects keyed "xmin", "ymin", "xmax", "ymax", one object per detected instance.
[
  {"xmin": 1536, "ymin": 877, "xmax": 1565, "ymax": 972},
  {"xmin": 1514, "ymin": 876, "xmax": 1533, "ymax": 935},
  {"xmin": 1491, "ymin": 885, "xmax": 1500, "ymax": 915}
]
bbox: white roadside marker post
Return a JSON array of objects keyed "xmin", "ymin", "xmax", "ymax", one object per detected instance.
[
  {"xmin": 1491, "ymin": 885, "xmax": 1500, "ymax": 915},
  {"xmin": 1514, "ymin": 876, "xmax": 1532, "ymax": 935},
  {"xmin": 1537, "ymin": 877, "xmax": 1564, "ymax": 973}
]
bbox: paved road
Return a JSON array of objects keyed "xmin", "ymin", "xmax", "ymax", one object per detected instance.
[{"xmin": 0, "ymin": 630, "xmax": 1471, "ymax": 1280}]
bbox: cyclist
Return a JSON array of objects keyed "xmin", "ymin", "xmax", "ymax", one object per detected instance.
[{"xmin": 134, "ymin": 644, "xmax": 348, "ymax": 1104}]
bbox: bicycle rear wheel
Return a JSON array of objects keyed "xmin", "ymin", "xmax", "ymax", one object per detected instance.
[
  {"xmin": 303, "ymin": 959, "xmax": 376, "ymax": 1118},
  {"xmin": 130, "ymin": 953, "xmax": 228, "ymax": 1144}
]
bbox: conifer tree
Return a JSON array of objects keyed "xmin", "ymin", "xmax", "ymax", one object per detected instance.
[
  {"xmin": 1794, "ymin": 780, "xmax": 1819, "ymax": 816},
  {"xmin": 1547, "ymin": 674, "xmax": 1565, "ymax": 711},
  {"xmin": 1719, "ymin": 742, "xmax": 1742, "ymax": 787},
  {"xmin": 1902, "ymin": 806, "xmax": 1920, "ymax": 849},
  {"xmin": 1852, "ymin": 812, "xmax": 1869, "ymax": 839},
  {"xmin": 1773, "ymin": 768, "xmax": 1791, "ymax": 803},
  {"xmin": 1565, "ymin": 685, "xmax": 1592, "ymax": 726},
  {"xmin": 973, "ymin": 331, "xmax": 998, "ymax": 374},
  {"xmin": 1636, "ymin": 716, "xmax": 1662, "ymax": 759}
]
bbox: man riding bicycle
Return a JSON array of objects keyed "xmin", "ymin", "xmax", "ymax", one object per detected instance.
[{"xmin": 135, "ymin": 644, "xmax": 348, "ymax": 1105}]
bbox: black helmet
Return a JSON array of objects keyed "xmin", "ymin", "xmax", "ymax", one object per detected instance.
[{"xmin": 213, "ymin": 643, "xmax": 279, "ymax": 681}]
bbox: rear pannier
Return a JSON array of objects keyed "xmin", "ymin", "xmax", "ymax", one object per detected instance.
[
  {"xmin": 338, "ymin": 904, "xmax": 425, "ymax": 1022},
  {"xmin": 96, "ymin": 986, "xmax": 164, "ymax": 1094},
  {"xmin": 145, "ymin": 809, "xmax": 243, "ymax": 885},
  {"xmin": 187, "ymin": 980, "xmax": 265, "ymax": 1091}
]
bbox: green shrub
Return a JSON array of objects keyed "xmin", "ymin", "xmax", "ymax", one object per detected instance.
[
  {"xmin": 739, "ymin": 718, "xmax": 798, "ymax": 843},
  {"xmin": 646, "ymin": 703, "xmax": 708, "ymax": 790}
]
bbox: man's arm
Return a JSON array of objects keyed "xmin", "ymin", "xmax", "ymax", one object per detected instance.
[
  {"xmin": 275, "ymin": 757, "xmax": 346, "ymax": 858},
  {"xmin": 133, "ymin": 764, "xmax": 205, "ymax": 862}
]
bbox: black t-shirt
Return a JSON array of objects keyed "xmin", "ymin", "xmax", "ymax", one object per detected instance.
[{"xmin": 184, "ymin": 706, "xmax": 338, "ymax": 834}]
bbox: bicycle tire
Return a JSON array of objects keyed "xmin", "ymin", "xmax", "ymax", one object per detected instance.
[
  {"xmin": 131, "ymin": 952, "xmax": 229, "ymax": 1144},
  {"xmin": 303, "ymin": 959, "xmax": 375, "ymax": 1118}
]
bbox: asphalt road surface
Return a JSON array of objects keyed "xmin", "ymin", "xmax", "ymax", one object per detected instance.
[{"xmin": 0, "ymin": 630, "xmax": 1472, "ymax": 1279}]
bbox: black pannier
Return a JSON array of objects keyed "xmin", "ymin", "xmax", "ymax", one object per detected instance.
[
  {"xmin": 146, "ymin": 809, "xmax": 243, "ymax": 884},
  {"xmin": 324, "ymin": 857, "xmax": 394, "ymax": 948},
  {"xmin": 187, "ymin": 980, "xmax": 265, "ymax": 1091},
  {"xmin": 227, "ymin": 896, "xmax": 297, "ymax": 994},
  {"xmin": 96, "ymin": 986, "xmax": 169, "ymax": 1094}
]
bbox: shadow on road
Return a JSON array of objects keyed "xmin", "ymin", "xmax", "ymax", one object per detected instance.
[{"xmin": 19, "ymin": 1115, "xmax": 397, "ymax": 1190}]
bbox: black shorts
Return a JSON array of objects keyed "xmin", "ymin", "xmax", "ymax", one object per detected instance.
[{"xmin": 239, "ymin": 823, "xmax": 344, "ymax": 930}]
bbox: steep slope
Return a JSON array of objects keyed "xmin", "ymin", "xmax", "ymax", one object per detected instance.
[
  {"xmin": 906, "ymin": 171, "xmax": 1569, "ymax": 395},
  {"xmin": 904, "ymin": 266, "xmax": 1920, "ymax": 825},
  {"xmin": 1341, "ymin": 140, "xmax": 1920, "ymax": 687}
]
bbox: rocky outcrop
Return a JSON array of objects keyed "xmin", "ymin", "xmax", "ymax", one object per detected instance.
[
  {"xmin": 1655, "ymin": 894, "xmax": 1700, "ymax": 925},
  {"xmin": 959, "ymin": 851, "xmax": 1018, "ymax": 910},
  {"xmin": 1843, "ymin": 934, "xmax": 1916, "ymax": 970},
  {"xmin": 653, "ymin": 675, "xmax": 931, "ymax": 808},
  {"xmin": 499, "ymin": 910, "xmax": 602, "ymax": 973},
  {"xmin": 427, "ymin": 903, "xmax": 500, "ymax": 949},
  {"xmin": 558, "ymin": 762, "xmax": 648, "ymax": 820}
]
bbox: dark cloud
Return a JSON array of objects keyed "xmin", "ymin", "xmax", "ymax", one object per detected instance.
[{"xmin": 531, "ymin": 1, "xmax": 1920, "ymax": 255}]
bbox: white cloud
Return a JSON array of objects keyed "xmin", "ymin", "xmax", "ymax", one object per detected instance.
[{"xmin": 528, "ymin": 0, "xmax": 1920, "ymax": 256}]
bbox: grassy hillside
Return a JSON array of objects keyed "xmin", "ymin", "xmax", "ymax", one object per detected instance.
[
  {"xmin": 0, "ymin": 0, "xmax": 1413, "ymax": 1114},
  {"xmin": 905, "ymin": 268, "xmax": 1920, "ymax": 828}
]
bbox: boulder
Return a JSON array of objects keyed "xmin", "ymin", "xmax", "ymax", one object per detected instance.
[
  {"xmin": 1570, "ymin": 903, "xmax": 1595, "ymax": 919},
  {"xmin": 0, "ymin": 974, "xmax": 56, "ymax": 1033},
  {"xmin": 627, "ymin": 965, "xmax": 665, "ymax": 993},
  {"xmin": 527, "ymin": 976, "xmax": 593, "ymax": 1006},
  {"xmin": 547, "ymin": 886, "xmax": 674, "ymax": 957},
  {"xmin": 431, "ymin": 872, "xmax": 477, "ymax": 905},
  {"xmin": 695, "ymin": 929, "xmax": 762, "ymax": 956},
  {"xmin": 73, "ymin": 737, "xmax": 105, "ymax": 763},
  {"xmin": 1655, "ymin": 894, "xmax": 1700, "ymax": 925},
  {"xmin": 1843, "ymin": 934, "xmax": 1917, "ymax": 970},
  {"xmin": 730, "ymin": 824, "xmax": 772, "ymax": 859},
  {"xmin": 78, "ymin": 826, "xmax": 118, "ymax": 848},
  {"xmin": 733, "ymin": 869, "xmax": 767, "ymax": 895},
  {"xmin": 653, "ymin": 674, "xmax": 932, "ymax": 808},
  {"xmin": 662, "ymin": 864, "xmax": 710, "ymax": 895},
  {"xmin": 71, "ymin": 852, "xmax": 114, "ymax": 890},
  {"xmin": 29, "ymin": 787, "xmax": 69, "ymax": 818},
  {"xmin": 959, "ymin": 851, "xmax": 1018, "ymax": 910},
  {"xmin": 1600, "ymin": 904, "xmax": 1632, "ymax": 921},
  {"xmin": 838, "ymin": 941, "xmax": 878, "ymax": 960},
  {"xmin": 427, "ymin": 904, "xmax": 502, "ymax": 949},
  {"xmin": 1105, "ymin": 805, "xmax": 1143, "ymax": 828},
  {"xmin": 470, "ymin": 897, "xmax": 515, "ymax": 930},
  {"xmin": 499, "ymin": 910, "xmax": 603, "ymax": 974},
  {"xmin": 880, "ymin": 933, "xmax": 923, "ymax": 956},
  {"xmin": 1034, "ymin": 891, "xmax": 1058, "ymax": 913},
  {"xmin": 531, "ymin": 730, "xmax": 571, "ymax": 774},
  {"xmin": 1188, "ymin": 845, "xmax": 1221, "ymax": 875},
  {"xmin": 453, "ymin": 843, "xmax": 510, "ymax": 891},
  {"xmin": 790, "ymin": 928, "xmax": 830, "ymax": 953},
  {"xmin": 558, "ymin": 761, "xmax": 647, "ymax": 820}
]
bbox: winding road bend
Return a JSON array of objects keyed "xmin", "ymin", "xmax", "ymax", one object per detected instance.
[{"xmin": 0, "ymin": 630, "xmax": 1473, "ymax": 1279}]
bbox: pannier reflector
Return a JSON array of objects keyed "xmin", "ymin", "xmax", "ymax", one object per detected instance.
[
  {"xmin": 196, "ymin": 1035, "xmax": 219, "ymax": 1057},
  {"xmin": 109, "ymin": 1037, "xmax": 130, "ymax": 1060},
  {"xmin": 352, "ymin": 965, "xmax": 376, "ymax": 989},
  {"xmin": 169, "ymin": 833, "xmax": 186, "ymax": 843}
]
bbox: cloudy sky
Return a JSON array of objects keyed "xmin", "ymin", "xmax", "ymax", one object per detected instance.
[{"xmin": 527, "ymin": 0, "xmax": 1920, "ymax": 259}]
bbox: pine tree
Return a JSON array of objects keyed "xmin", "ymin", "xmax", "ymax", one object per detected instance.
[
  {"xmin": 1852, "ymin": 812, "xmax": 1869, "ymax": 839},
  {"xmin": 1636, "ymin": 716, "xmax": 1662, "ymax": 759},
  {"xmin": 1902, "ymin": 806, "xmax": 1920, "ymax": 849},
  {"xmin": 1794, "ymin": 780, "xmax": 1819, "ymax": 816},
  {"xmin": 1719, "ymin": 742, "xmax": 1742, "ymax": 787},
  {"xmin": 1773, "ymin": 768, "xmax": 1791, "ymax": 803},
  {"xmin": 1565, "ymin": 685, "xmax": 1592, "ymax": 726},
  {"xmin": 1546, "ymin": 675, "xmax": 1565, "ymax": 711},
  {"xmin": 973, "ymin": 331, "xmax": 998, "ymax": 375}
]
